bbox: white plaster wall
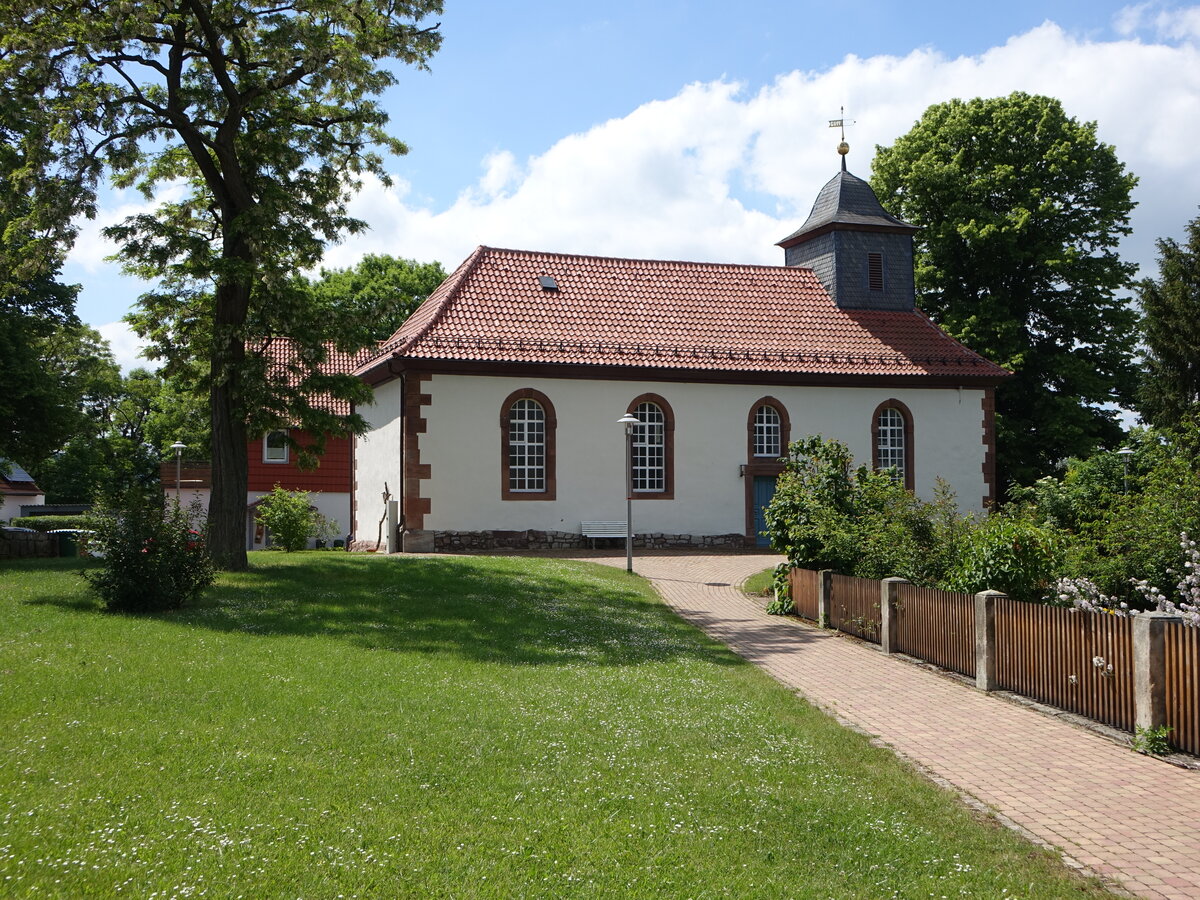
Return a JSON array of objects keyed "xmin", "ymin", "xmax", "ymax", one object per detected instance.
[
  {"xmin": 352, "ymin": 378, "xmax": 404, "ymax": 544},
  {"xmin": 417, "ymin": 374, "xmax": 989, "ymax": 536},
  {"xmin": 247, "ymin": 489, "xmax": 350, "ymax": 548},
  {"xmin": 1, "ymin": 493, "xmax": 44, "ymax": 523}
]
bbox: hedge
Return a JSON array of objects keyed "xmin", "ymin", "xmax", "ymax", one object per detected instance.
[{"xmin": 8, "ymin": 515, "xmax": 91, "ymax": 532}]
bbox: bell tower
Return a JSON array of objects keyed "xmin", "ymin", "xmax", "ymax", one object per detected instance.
[{"xmin": 777, "ymin": 132, "xmax": 918, "ymax": 311}]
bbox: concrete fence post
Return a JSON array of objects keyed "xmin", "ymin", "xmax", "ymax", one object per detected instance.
[
  {"xmin": 385, "ymin": 500, "xmax": 399, "ymax": 554},
  {"xmin": 818, "ymin": 569, "xmax": 833, "ymax": 629},
  {"xmin": 974, "ymin": 590, "xmax": 1005, "ymax": 691},
  {"xmin": 880, "ymin": 578, "xmax": 908, "ymax": 655},
  {"xmin": 1134, "ymin": 612, "xmax": 1182, "ymax": 732}
]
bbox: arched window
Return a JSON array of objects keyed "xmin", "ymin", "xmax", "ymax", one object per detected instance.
[
  {"xmin": 627, "ymin": 394, "xmax": 674, "ymax": 499},
  {"xmin": 872, "ymin": 400, "xmax": 914, "ymax": 490},
  {"xmin": 632, "ymin": 402, "xmax": 665, "ymax": 492},
  {"xmin": 508, "ymin": 399, "xmax": 545, "ymax": 491},
  {"xmin": 752, "ymin": 405, "xmax": 782, "ymax": 458},
  {"xmin": 500, "ymin": 389, "xmax": 556, "ymax": 500}
]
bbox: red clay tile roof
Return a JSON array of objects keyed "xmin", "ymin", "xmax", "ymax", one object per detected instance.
[
  {"xmin": 256, "ymin": 338, "xmax": 375, "ymax": 416},
  {"xmin": 358, "ymin": 247, "xmax": 1008, "ymax": 381}
]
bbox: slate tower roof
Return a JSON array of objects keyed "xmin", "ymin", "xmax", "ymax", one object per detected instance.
[
  {"xmin": 776, "ymin": 169, "xmax": 917, "ymax": 247},
  {"xmin": 777, "ymin": 166, "xmax": 919, "ymax": 312}
]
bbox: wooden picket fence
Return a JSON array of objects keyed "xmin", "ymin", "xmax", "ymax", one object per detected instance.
[
  {"xmin": 995, "ymin": 599, "xmax": 1134, "ymax": 732},
  {"xmin": 893, "ymin": 584, "xmax": 976, "ymax": 678},
  {"xmin": 1165, "ymin": 624, "xmax": 1200, "ymax": 756},
  {"xmin": 790, "ymin": 568, "xmax": 821, "ymax": 622},
  {"xmin": 785, "ymin": 567, "xmax": 1198, "ymax": 752},
  {"xmin": 827, "ymin": 573, "xmax": 882, "ymax": 643}
]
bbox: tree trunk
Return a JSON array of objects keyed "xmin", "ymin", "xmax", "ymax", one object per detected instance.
[
  {"xmin": 206, "ymin": 242, "xmax": 253, "ymax": 570},
  {"xmin": 208, "ymin": 359, "xmax": 249, "ymax": 570}
]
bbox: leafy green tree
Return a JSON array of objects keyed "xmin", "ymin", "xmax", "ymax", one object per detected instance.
[
  {"xmin": 0, "ymin": 93, "xmax": 85, "ymax": 465},
  {"xmin": 1013, "ymin": 424, "xmax": 1200, "ymax": 602},
  {"xmin": 1, "ymin": 0, "xmax": 443, "ymax": 569},
  {"xmin": 1137, "ymin": 211, "xmax": 1200, "ymax": 429},
  {"xmin": 309, "ymin": 255, "xmax": 447, "ymax": 345},
  {"xmin": 872, "ymin": 93, "xmax": 1139, "ymax": 489},
  {"xmin": 27, "ymin": 333, "xmax": 163, "ymax": 504},
  {"xmin": 255, "ymin": 486, "xmax": 329, "ymax": 552}
]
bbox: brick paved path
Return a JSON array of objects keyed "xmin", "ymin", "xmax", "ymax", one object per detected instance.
[{"xmin": 576, "ymin": 550, "xmax": 1200, "ymax": 900}]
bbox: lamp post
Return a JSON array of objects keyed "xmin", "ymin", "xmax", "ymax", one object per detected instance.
[
  {"xmin": 170, "ymin": 441, "xmax": 187, "ymax": 503},
  {"xmin": 1117, "ymin": 447, "xmax": 1134, "ymax": 494},
  {"xmin": 618, "ymin": 413, "xmax": 640, "ymax": 573}
]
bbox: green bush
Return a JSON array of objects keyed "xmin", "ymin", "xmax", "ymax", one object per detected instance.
[
  {"xmin": 9, "ymin": 515, "xmax": 90, "ymax": 532},
  {"xmin": 765, "ymin": 563, "xmax": 793, "ymax": 615},
  {"xmin": 1013, "ymin": 427, "xmax": 1200, "ymax": 603},
  {"xmin": 255, "ymin": 485, "xmax": 335, "ymax": 552},
  {"xmin": 946, "ymin": 510, "xmax": 1063, "ymax": 603},
  {"xmin": 85, "ymin": 498, "xmax": 214, "ymax": 613},
  {"xmin": 763, "ymin": 435, "xmax": 968, "ymax": 587}
]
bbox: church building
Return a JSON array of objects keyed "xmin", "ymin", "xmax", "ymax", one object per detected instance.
[{"xmin": 350, "ymin": 158, "xmax": 1008, "ymax": 552}]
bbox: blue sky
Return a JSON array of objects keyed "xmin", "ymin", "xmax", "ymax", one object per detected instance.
[{"xmin": 62, "ymin": 1, "xmax": 1200, "ymax": 369}]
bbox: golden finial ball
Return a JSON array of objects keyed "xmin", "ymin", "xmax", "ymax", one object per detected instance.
[{"xmin": 837, "ymin": 141, "xmax": 850, "ymax": 156}]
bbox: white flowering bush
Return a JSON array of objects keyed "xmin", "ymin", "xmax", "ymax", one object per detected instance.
[
  {"xmin": 1062, "ymin": 533, "xmax": 1200, "ymax": 627},
  {"xmin": 1132, "ymin": 533, "xmax": 1200, "ymax": 627},
  {"xmin": 1053, "ymin": 576, "xmax": 1136, "ymax": 617}
]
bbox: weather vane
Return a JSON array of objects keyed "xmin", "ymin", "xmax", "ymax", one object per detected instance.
[{"xmin": 829, "ymin": 106, "xmax": 854, "ymax": 169}]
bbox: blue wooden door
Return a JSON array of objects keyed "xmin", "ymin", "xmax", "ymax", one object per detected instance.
[{"xmin": 753, "ymin": 476, "xmax": 777, "ymax": 547}]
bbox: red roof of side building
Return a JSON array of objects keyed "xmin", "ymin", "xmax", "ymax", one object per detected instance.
[
  {"xmin": 256, "ymin": 338, "xmax": 375, "ymax": 417},
  {"xmin": 356, "ymin": 246, "xmax": 1008, "ymax": 383}
]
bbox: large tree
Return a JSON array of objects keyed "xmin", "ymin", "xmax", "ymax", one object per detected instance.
[
  {"xmin": 0, "ymin": 88, "xmax": 85, "ymax": 465},
  {"xmin": 1136, "ymin": 211, "xmax": 1200, "ymax": 429},
  {"xmin": 1, "ymin": 0, "xmax": 442, "ymax": 568},
  {"xmin": 308, "ymin": 254, "xmax": 447, "ymax": 345},
  {"xmin": 871, "ymin": 93, "xmax": 1139, "ymax": 489}
]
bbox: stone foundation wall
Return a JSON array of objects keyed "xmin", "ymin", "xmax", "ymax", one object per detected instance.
[
  {"xmin": 430, "ymin": 530, "xmax": 748, "ymax": 553},
  {"xmin": 0, "ymin": 530, "xmax": 56, "ymax": 559}
]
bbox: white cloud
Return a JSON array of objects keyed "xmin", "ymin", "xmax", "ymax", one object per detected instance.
[
  {"xmin": 84, "ymin": 16, "xmax": 1200, "ymax": 309},
  {"xmin": 96, "ymin": 321, "xmax": 153, "ymax": 374},
  {"xmin": 1115, "ymin": 2, "xmax": 1200, "ymax": 40},
  {"xmin": 67, "ymin": 181, "xmax": 189, "ymax": 273},
  {"xmin": 316, "ymin": 20, "xmax": 1200, "ymax": 283}
]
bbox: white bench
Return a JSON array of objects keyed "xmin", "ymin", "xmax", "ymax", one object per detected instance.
[{"xmin": 581, "ymin": 521, "xmax": 631, "ymax": 549}]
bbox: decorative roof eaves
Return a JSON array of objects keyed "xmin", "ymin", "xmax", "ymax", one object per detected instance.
[
  {"xmin": 394, "ymin": 356, "xmax": 1013, "ymax": 388},
  {"xmin": 776, "ymin": 219, "xmax": 920, "ymax": 249}
]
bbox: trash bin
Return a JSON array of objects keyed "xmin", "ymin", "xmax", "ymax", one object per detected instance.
[{"xmin": 51, "ymin": 530, "xmax": 79, "ymax": 558}]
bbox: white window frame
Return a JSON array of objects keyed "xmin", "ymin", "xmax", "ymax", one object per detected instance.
[
  {"xmin": 753, "ymin": 405, "xmax": 782, "ymax": 458},
  {"xmin": 263, "ymin": 429, "xmax": 289, "ymax": 464},
  {"xmin": 631, "ymin": 402, "xmax": 666, "ymax": 493},
  {"xmin": 876, "ymin": 408, "xmax": 905, "ymax": 481},
  {"xmin": 507, "ymin": 399, "xmax": 547, "ymax": 492}
]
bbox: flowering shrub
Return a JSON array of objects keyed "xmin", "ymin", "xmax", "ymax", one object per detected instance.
[
  {"xmin": 1053, "ymin": 577, "xmax": 1136, "ymax": 616},
  {"xmin": 1132, "ymin": 533, "xmax": 1200, "ymax": 627},
  {"xmin": 85, "ymin": 497, "xmax": 214, "ymax": 613}
]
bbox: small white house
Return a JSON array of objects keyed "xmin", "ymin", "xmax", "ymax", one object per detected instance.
[
  {"xmin": 350, "ymin": 164, "xmax": 1008, "ymax": 552},
  {"xmin": 1, "ymin": 461, "xmax": 45, "ymax": 523}
]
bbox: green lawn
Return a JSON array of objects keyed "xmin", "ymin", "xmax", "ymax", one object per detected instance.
[{"xmin": 1, "ymin": 553, "xmax": 1110, "ymax": 898}]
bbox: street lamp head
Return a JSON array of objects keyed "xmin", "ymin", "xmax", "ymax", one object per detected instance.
[
  {"xmin": 1116, "ymin": 447, "xmax": 1135, "ymax": 457},
  {"xmin": 170, "ymin": 441, "xmax": 187, "ymax": 452},
  {"xmin": 617, "ymin": 414, "xmax": 639, "ymax": 425}
]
